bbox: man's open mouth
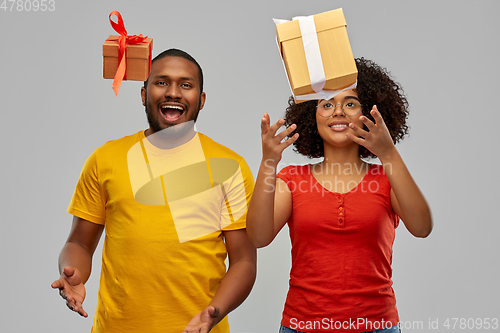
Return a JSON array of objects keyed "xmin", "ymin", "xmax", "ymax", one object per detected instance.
[{"xmin": 160, "ymin": 104, "xmax": 185, "ymax": 122}]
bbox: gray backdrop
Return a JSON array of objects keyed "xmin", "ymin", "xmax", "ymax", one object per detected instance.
[{"xmin": 1, "ymin": 0, "xmax": 499, "ymax": 332}]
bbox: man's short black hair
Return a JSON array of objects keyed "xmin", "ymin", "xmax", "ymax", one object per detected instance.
[{"xmin": 144, "ymin": 48, "xmax": 204, "ymax": 93}]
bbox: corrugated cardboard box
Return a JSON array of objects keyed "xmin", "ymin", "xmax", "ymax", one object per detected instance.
[
  {"xmin": 103, "ymin": 35, "xmax": 153, "ymax": 81},
  {"xmin": 276, "ymin": 8, "xmax": 357, "ymax": 100}
]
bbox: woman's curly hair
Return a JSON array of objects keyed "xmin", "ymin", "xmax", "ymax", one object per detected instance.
[{"xmin": 284, "ymin": 57, "xmax": 409, "ymax": 159}]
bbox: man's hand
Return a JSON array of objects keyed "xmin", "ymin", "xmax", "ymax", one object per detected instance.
[
  {"xmin": 51, "ymin": 266, "xmax": 88, "ymax": 317},
  {"xmin": 183, "ymin": 306, "xmax": 220, "ymax": 333}
]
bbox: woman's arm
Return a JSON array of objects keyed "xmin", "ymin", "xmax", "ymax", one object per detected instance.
[
  {"xmin": 347, "ymin": 106, "xmax": 433, "ymax": 237},
  {"xmin": 247, "ymin": 163, "xmax": 293, "ymax": 247},
  {"xmin": 384, "ymin": 151, "xmax": 433, "ymax": 237},
  {"xmin": 246, "ymin": 113, "xmax": 298, "ymax": 248}
]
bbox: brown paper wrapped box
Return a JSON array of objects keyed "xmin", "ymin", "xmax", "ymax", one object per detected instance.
[
  {"xmin": 276, "ymin": 8, "xmax": 357, "ymax": 100},
  {"xmin": 103, "ymin": 35, "xmax": 153, "ymax": 81}
]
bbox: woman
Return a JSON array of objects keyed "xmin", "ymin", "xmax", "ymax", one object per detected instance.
[{"xmin": 247, "ymin": 58, "xmax": 432, "ymax": 333}]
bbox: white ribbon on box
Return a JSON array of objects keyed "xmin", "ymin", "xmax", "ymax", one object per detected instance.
[{"xmin": 274, "ymin": 15, "xmax": 357, "ymax": 102}]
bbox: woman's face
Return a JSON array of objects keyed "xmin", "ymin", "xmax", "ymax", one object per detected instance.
[{"xmin": 315, "ymin": 89, "xmax": 365, "ymax": 149}]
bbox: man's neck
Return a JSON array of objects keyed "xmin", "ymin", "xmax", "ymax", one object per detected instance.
[{"xmin": 144, "ymin": 121, "xmax": 197, "ymax": 149}]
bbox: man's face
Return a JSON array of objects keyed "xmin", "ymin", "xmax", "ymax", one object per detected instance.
[{"xmin": 141, "ymin": 56, "xmax": 206, "ymax": 133}]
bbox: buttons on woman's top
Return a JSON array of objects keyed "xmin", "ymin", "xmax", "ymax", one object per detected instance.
[{"xmin": 338, "ymin": 196, "xmax": 345, "ymax": 227}]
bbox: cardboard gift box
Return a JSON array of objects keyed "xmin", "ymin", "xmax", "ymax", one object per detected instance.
[
  {"xmin": 275, "ymin": 8, "xmax": 357, "ymax": 101},
  {"xmin": 103, "ymin": 35, "xmax": 153, "ymax": 81}
]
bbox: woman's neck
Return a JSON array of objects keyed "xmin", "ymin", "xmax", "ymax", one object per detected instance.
[{"xmin": 320, "ymin": 144, "xmax": 367, "ymax": 172}]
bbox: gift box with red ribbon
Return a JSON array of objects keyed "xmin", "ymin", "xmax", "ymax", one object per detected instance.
[{"xmin": 103, "ymin": 11, "xmax": 153, "ymax": 95}]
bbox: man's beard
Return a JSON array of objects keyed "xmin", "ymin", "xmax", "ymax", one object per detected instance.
[{"xmin": 144, "ymin": 95, "xmax": 202, "ymax": 133}]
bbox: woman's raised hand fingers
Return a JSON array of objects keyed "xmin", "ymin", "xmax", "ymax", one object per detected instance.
[
  {"xmin": 261, "ymin": 113, "xmax": 271, "ymax": 135},
  {"xmin": 269, "ymin": 118, "xmax": 285, "ymax": 135},
  {"xmin": 275, "ymin": 123, "xmax": 297, "ymax": 142},
  {"xmin": 260, "ymin": 113, "xmax": 298, "ymax": 153},
  {"xmin": 370, "ymin": 106, "xmax": 388, "ymax": 129},
  {"xmin": 361, "ymin": 114, "xmax": 376, "ymax": 131},
  {"xmin": 348, "ymin": 121, "xmax": 368, "ymax": 138},
  {"xmin": 262, "ymin": 115, "xmax": 288, "ymax": 137},
  {"xmin": 282, "ymin": 132, "xmax": 299, "ymax": 148},
  {"xmin": 261, "ymin": 114, "xmax": 285, "ymax": 135},
  {"xmin": 346, "ymin": 132, "xmax": 365, "ymax": 145}
]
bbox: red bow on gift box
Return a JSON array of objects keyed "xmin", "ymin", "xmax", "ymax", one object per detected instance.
[{"xmin": 107, "ymin": 11, "xmax": 151, "ymax": 96}]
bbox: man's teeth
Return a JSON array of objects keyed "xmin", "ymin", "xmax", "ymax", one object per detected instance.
[
  {"xmin": 161, "ymin": 105, "xmax": 183, "ymax": 111},
  {"xmin": 330, "ymin": 124, "xmax": 348, "ymax": 128}
]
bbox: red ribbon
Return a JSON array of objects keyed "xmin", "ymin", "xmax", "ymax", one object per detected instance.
[{"xmin": 108, "ymin": 11, "xmax": 150, "ymax": 96}]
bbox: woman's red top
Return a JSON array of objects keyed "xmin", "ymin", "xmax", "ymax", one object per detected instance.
[{"xmin": 277, "ymin": 164, "xmax": 400, "ymax": 332}]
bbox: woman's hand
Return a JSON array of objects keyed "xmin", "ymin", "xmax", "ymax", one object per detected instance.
[
  {"xmin": 261, "ymin": 113, "xmax": 299, "ymax": 166},
  {"xmin": 346, "ymin": 105, "xmax": 396, "ymax": 161}
]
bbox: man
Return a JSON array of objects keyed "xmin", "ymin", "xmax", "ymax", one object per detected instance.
[{"xmin": 51, "ymin": 49, "xmax": 256, "ymax": 333}]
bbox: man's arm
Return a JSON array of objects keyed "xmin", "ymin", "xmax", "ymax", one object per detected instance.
[
  {"xmin": 210, "ymin": 228, "xmax": 257, "ymax": 319},
  {"xmin": 183, "ymin": 228, "xmax": 256, "ymax": 333},
  {"xmin": 51, "ymin": 216, "xmax": 104, "ymax": 317}
]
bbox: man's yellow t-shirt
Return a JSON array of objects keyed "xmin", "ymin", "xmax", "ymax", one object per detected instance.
[{"xmin": 68, "ymin": 131, "xmax": 254, "ymax": 332}]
